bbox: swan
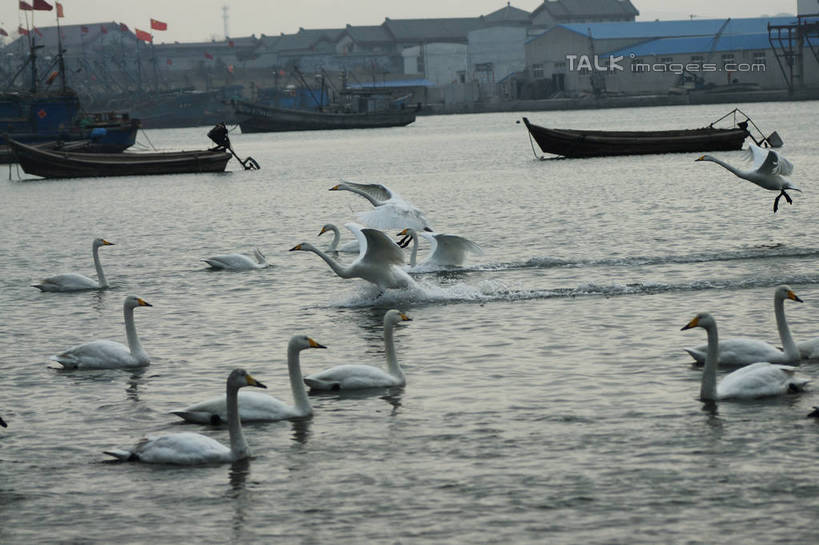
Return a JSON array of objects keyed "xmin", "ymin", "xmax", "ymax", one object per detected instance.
[
  {"xmin": 397, "ymin": 228, "xmax": 484, "ymax": 268},
  {"xmin": 683, "ymin": 285, "xmax": 802, "ymax": 367},
  {"xmin": 304, "ymin": 310, "xmax": 412, "ymax": 391},
  {"xmin": 796, "ymin": 337, "xmax": 819, "ymax": 360},
  {"xmin": 105, "ymin": 369, "xmax": 266, "ymax": 464},
  {"xmin": 682, "ymin": 312, "xmax": 809, "ymax": 400},
  {"xmin": 318, "ymin": 223, "xmax": 359, "ymax": 253},
  {"xmin": 33, "ymin": 238, "xmax": 115, "ymax": 291},
  {"xmin": 290, "ymin": 223, "xmax": 415, "ymax": 290},
  {"xmin": 171, "ymin": 336, "xmax": 326, "ymax": 424},
  {"xmin": 203, "ymin": 248, "xmax": 269, "ymax": 270},
  {"xmin": 329, "ymin": 181, "xmax": 432, "ymax": 231},
  {"xmin": 50, "ymin": 295, "xmax": 152, "ymax": 369},
  {"xmin": 696, "ymin": 142, "xmax": 801, "ymax": 212}
]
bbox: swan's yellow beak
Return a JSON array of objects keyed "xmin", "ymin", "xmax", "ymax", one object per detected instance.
[
  {"xmin": 788, "ymin": 290, "xmax": 804, "ymax": 303},
  {"xmin": 308, "ymin": 338, "xmax": 327, "ymax": 349},
  {"xmin": 102, "ymin": 239, "xmax": 115, "ymax": 246},
  {"xmin": 137, "ymin": 298, "xmax": 152, "ymax": 307},
  {"xmin": 397, "ymin": 228, "xmax": 409, "ymax": 236},
  {"xmin": 319, "ymin": 226, "xmax": 328, "ymax": 235},
  {"xmin": 681, "ymin": 316, "xmax": 699, "ymax": 330},
  {"xmin": 695, "ymin": 155, "xmax": 705, "ymax": 162},
  {"xmin": 289, "ymin": 244, "xmax": 303, "ymax": 251},
  {"xmin": 329, "ymin": 184, "xmax": 340, "ymax": 191},
  {"xmin": 246, "ymin": 373, "xmax": 267, "ymax": 389},
  {"xmin": 400, "ymin": 313, "xmax": 412, "ymax": 322}
]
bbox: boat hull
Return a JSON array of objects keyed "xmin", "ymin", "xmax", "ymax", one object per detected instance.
[
  {"xmin": 234, "ymin": 100, "xmax": 416, "ymax": 133},
  {"xmin": 7, "ymin": 138, "xmax": 231, "ymax": 179},
  {"xmin": 522, "ymin": 117, "xmax": 748, "ymax": 158}
]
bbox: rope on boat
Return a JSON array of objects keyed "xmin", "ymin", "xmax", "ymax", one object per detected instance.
[
  {"xmin": 526, "ymin": 125, "xmax": 547, "ymax": 161},
  {"xmin": 139, "ymin": 127, "xmax": 158, "ymax": 151}
]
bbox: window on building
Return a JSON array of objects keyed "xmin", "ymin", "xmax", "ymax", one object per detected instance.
[
  {"xmin": 632, "ymin": 58, "xmax": 648, "ymax": 73},
  {"xmin": 417, "ymin": 54, "xmax": 425, "ymax": 74},
  {"xmin": 690, "ymin": 55, "xmax": 704, "ymax": 62},
  {"xmin": 721, "ymin": 53, "xmax": 735, "ymax": 66},
  {"xmin": 659, "ymin": 56, "xmax": 673, "ymax": 64},
  {"xmin": 532, "ymin": 63, "xmax": 544, "ymax": 79},
  {"xmin": 753, "ymin": 51, "xmax": 766, "ymax": 66},
  {"xmin": 554, "ymin": 61, "xmax": 566, "ymax": 70}
]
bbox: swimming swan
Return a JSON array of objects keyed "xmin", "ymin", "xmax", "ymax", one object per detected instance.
[
  {"xmin": 105, "ymin": 369, "xmax": 266, "ymax": 464},
  {"xmin": 171, "ymin": 336, "xmax": 326, "ymax": 424},
  {"xmin": 304, "ymin": 310, "xmax": 412, "ymax": 391},
  {"xmin": 318, "ymin": 223, "xmax": 359, "ymax": 253},
  {"xmin": 290, "ymin": 223, "xmax": 415, "ymax": 290},
  {"xmin": 50, "ymin": 295, "xmax": 152, "ymax": 369},
  {"xmin": 682, "ymin": 312, "xmax": 808, "ymax": 400},
  {"xmin": 33, "ymin": 238, "xmax": 115, "ymax": 291},
  {"xmin": 397, "ymin": 228, "xmax": 483, "ymax": 268},
  {"xmin": 684, "ymin": 285, "xmax": 802, "ymax": 367},
  {"xmin": 330, "ymin": 181, "xmax": 432, "ymax": 231},
  {"xmin": 202, "ymin": 248, "xmax": 269, "ymax": 270},
  {"xmin": 696, "ymin": 143, "xmax": 800, "ymax": 212}
]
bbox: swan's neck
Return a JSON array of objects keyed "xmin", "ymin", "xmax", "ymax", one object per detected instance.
[
  {"xmin": 308, "ymin": 247, "xmax": 352, "ymax": 279},
  {"xmin": 774, "ymin": 294, "xmax": 798, "ymax": 360},
  {"xmin": 384, "ymin": 322, "xmax": 405, "ymax": 383},
  {"xmin": 226, "ymin": 383, "xmax": 249, "ymax": 459},
  {"xmin": 123, "ymin": 305, "xmax": 147, "ymax": 361},
  {"xmin": 700, "ymin": 322, "xmax": 719, "ymax": 401},
  {"xmin": 287, "ymin": 344, "xmax": 311, "ymax": 415},
  {"xmin": 92, "ymin": 244, "xmax": 107, "ymax": 288},
  {"xmin": 328, "ymin": 226, "xmax": 341, "ymax": 251},
  {"xmin": 408, "ymin": 234, "xmax": 419, "ymax": 267},
  {"xmin": 705, "ymin": 156, "xmax": 748, "ymax": 180}
]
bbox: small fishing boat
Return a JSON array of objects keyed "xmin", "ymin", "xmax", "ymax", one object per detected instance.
[{"xmin": 7, "ymin": 137, "xmax": 232, "ymax": 179}]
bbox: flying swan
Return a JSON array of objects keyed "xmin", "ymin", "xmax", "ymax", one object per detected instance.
[
  {"xmin": 696, "ymin": 142, "xmax": 800, "ymax": 212},
  {"xmin": 683, "ymin": 285, "xmax": 802, "ymax": 367},
  {"xmin": 33, "ymin": 238, "xmax": 115, "ymax": 291},
  {"xmin": 397, "ymin": 227, "xmax": 484, "ymax": 268},
  {"xmin": 330, "ymin": 181, "xmax": 432, "ymax": 231},
  {"xmin": 202, "ymin": 248, "xmax": 270, "ymax": 270},
  {"xmin": 105, "ymin": 368, "xmax": 266, "ymax": 464},
  {"xmin": 50, "ymin": 295, "xmax": 152, "ymax": 369},
  {"xmin": 290, "ymin": 223, "xmax": 415, "ymax": 290},
  {"xmin": 318, "ymin": 223, "xmax": 360, "ymax": 253},
  {"xmin": 682, "ymin": 312, "xmax": 809, "ymax": 400},
  {"xmin": 304, "ymin": 310, "xmax": 412, "ymax": 391},
  {"xmin": 171, "ymin": 336, "xmax": 326, "ymax": 424}
]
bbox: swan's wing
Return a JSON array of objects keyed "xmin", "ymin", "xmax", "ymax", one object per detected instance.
[
  {"xmin": 304, "ymin": 364, "xmax": 399, "ymax": 390},
  {"xmin": 202, "ymin": 254, "xmax": 257, "ymax": 270},
  {"xmin": 339, "ymin": 181, "xmax": 395, "ymax": 205},
  {"xmin": 129, "ymin": 432, "xmax": 231, "ymax": 464},
  {"xmin": 718, "ymin": 362, "xmax": 805, "ymax": 399},
  {"xmin": 346, "ymin": 223, "xmax": 405, "ymax": 267},
  {"xmin": 686, "ymin": 337, "xmax": 785, "ymax": 366},
  {"xmin": 34, "ymin": 273, "xmax": 99, "ymax": 291},
  {"xmin": 172, "ymin": 391, "xmax": 296, "ymax": 423},
  {"xmin": 748, "ymin": 144, "xmax": 794, "ymax": 176},
  {"xmin": 744, "ymin": 142, "xmax": 769, "ymax": 171},
  {"xmin": 51, "ymin": 340, "xmax": 138, "ymax": 369},
  {"xmin": 356, "ymin": 204, "xmax": 431, "ymax": 231},
  {"xmin": 420, "ymin": 233, "xmax": 484, "ymax": 266}
]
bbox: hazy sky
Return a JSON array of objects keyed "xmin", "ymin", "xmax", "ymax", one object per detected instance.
[{"xmin": 0, "ymin": 1, "xmax": 801, "ymax": 44}]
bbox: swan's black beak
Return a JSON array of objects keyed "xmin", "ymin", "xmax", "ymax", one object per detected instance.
[
  {"xmin": 247, "ymin": 375, "xmax": 267, "ymax": 389},
  {"xmin": 289, "ymin": 244, "xmax": 303, "ymax": 251},
  {"xmin": 102, "ymin": 240, "xmax": 115, "ymax": 246},
  {"xmin": 694, "ymin": 155, "xmax": 705, "ymax": 162},
  {"xmin": 138, "ymin": 298, "xmax": 152, "ymax": 307},
  {"xmin": 789, "ymin": 290, "xmax": 803, "ymax": 303},
  {"xmin": 308, "ymin": 338, "xmax": 327, "ymax": 349},
  {"xmin": 329, "ymin": 185, "xmax": 340, "ymax": 191},
  {"xmin": 681, "ymin": 316, "xmax": 699, "ymax": 331}
]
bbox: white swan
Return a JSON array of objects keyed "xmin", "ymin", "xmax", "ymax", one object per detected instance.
[
  {"xmin": 696, "ymin": 143, "xmax": 801, "ymax": 212},
  {"xmin": 330, "ymin": 181, "xmax": 432, "ymax": 231},
  {"xmin": 290, "ymin": 223, "xmax": 415, "ymax": 290},
  {"xmin": 105, "ymin": 369, "xmax": 266, "ymax": 464},
  {"xmin": 684, "ymin": 285, "xmax": 802, "ymax": 367},
  {"xmin": 397, "ymin": 227, "xmax": 484, "ymax": 268},
  {"xmin": 318, "ymin": 223, "xmax": 359, "ymax": 253},
  {"xmin": 796, "ymin": 337, "xmax": 819, "ymax": 360},
  {"xmin": 33, "ymin": 238, "xmax": 115, "ymax": 291},
  {"xmin": 682, "ymin": 312, "xmax": 809, "ymax": 400},
  {"xmin": 171, "ymin": 335, "xmax": 326, "ymax": 424},
  {"xmin": 50, "ymin": 295, "xmax": 152, "ymax": 369},
  {"xmin": 304, "ymin": 310, "xmax": 412, "ymax": 391},
  {"xmin": 203, "ymin": 248, "xmax": 269, "ymax": 270}
]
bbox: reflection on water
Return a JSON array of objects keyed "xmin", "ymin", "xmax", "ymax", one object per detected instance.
[{"xmin": 290, "ymin": 418, "xmax": 312, "ymax": 445}]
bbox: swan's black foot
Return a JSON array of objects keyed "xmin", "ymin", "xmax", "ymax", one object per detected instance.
[
  {"xmin": 397, "ymin": 234, "xmax": 410, "ymax": 248},
  {"xmin": 773, "ymin": 190, "xmax": 793, "ymax": 213}
]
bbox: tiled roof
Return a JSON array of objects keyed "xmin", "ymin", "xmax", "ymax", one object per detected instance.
[
  {"xmin": 558, "ymin": 16, "xmax": 798, "ymax": 40},
  {"xmin": 383, "ymin": 17, "xmax": 484, "ymax": 42},
  {"xmin": 483, "ymin": 3, "xmax": 531, "ymax": 24},
  {"xmin": 344, "ymin": 25, "xmax": 393, "ymax": 44},
  {"xmin": 533, "ymin": 0, "xmax": 639, "ymax": 19}
]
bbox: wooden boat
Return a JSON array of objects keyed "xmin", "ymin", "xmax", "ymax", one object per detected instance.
[
  {"xmin": 521, "ymin": 117, "xmax": 749, "ymax": 158},
  {"xmin": 7, "ymin": 137, "xmax": 231, "ymax": 178},
  {"xmin": 234, "ymin": 99, "xmax": 416, "ymax": 133}
]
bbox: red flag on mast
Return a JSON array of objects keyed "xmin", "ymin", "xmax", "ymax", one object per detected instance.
[
  {"xmin": 33, "ymin": 0, "xmax": 53, "ymax": 10},
  {"xmin": 150, "ymin": 18, "xmax": 167, "ymax": 31},
  {"xmin": 19, "ymin": 1, "xmax": 33, "ymax": 10},
  {"xmin": 204, "ymin": 52, "xmax": 214, "ymax": 60},
  {"xmin": 55, "ymin": 1, "xmax": 63, "ymax": 17},
  {"xmin": 135, "ymin": 28, "xmax": 153, "ymax": 42}
]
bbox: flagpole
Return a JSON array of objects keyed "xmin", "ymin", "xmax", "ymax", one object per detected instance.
[{"xmin": 55, "ymin": 3, "xmax": 66, "ymax": 92}]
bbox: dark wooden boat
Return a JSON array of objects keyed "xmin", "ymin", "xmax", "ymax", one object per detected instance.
[
  {"xmin": 521, "ymin": 117, "xmax": 749, "ymax": 158},
  {"xmin": 7, "ymin": 137, "xmax": 231, "ymax": 178},
  {"xmin": 234, "ymin": 99, "xmax": 416, "ymax": 133}
]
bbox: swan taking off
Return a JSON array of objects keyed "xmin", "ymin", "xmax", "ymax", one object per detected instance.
[
  {"xmin": 318, "ymin": 223, "xmax": 360, "ymax": 253},
  {"xmin": 397, "ymin": 228, "xmax": 483, "ymax": 268},
  {"xmin": 202, "ymin": 248, "xmax": 269, "ymax": 270},
  {"xmin": 50, "ymin": 295, "xmax": 152, "ymax": 369},
  {"xmin": 105, "ymin": 369, "xmax": 266, "ymax": 464},
  {"xmin": 696, "ymin": 143, "xmax": 800, "ymax": 212},
  {"xmin": 33, "ymin": 238, "xmax": 115, "ymax": 291},
  {"xmin": 172, "ymin": 336, "xmax": 326, "ymax": 424},
  {"xmin": 682, "ymin": 312, "xmax": 809, "ymax": 401},
  {"xmin": 290, "ymin": 223, "xmax": 415, "ymax": 290},
  {"xmin": 304, "ymin": 310, "xmax": 412, "ymax": 391},
  {"xmin": 684, "ymin": 285, "xmax": 802, "ymax": 367},
  {"xmin": 329, "ymin": 181, "xmax": 432, "ymax": 231}
]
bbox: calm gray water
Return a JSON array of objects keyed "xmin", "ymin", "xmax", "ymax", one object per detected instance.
[{"xmin": 1, "ymin": 102, "xmax": 818, "ymax": 544}]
